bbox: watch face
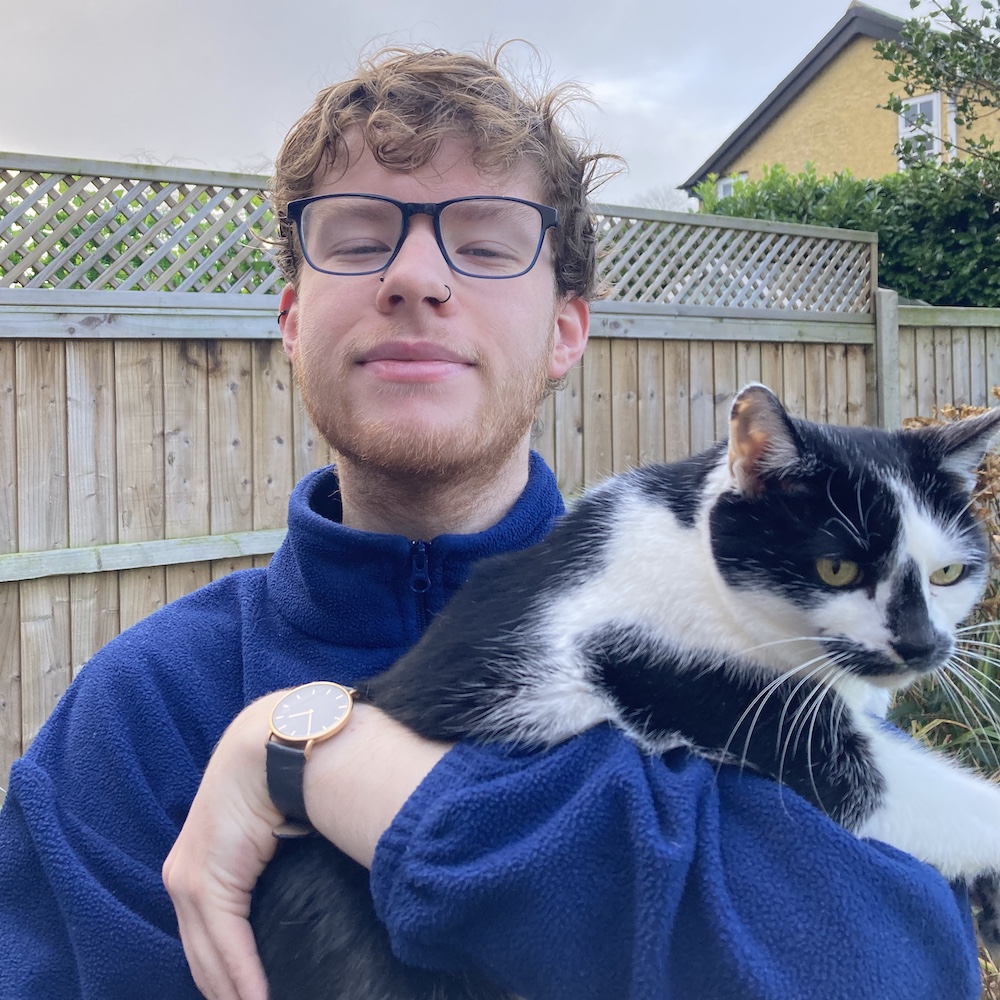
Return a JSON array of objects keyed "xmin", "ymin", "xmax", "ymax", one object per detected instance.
[{"xmin": 270, "ymin": 682, "xmax": 353, "ymax": 743}]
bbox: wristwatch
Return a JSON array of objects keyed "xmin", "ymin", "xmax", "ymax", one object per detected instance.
[{"xmin": 266, "ymin": 681, "xmax": 355, "ymax": 838}]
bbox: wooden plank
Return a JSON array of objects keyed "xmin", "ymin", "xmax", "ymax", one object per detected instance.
[
  {"xmin": 735, "ymin": 341, "xmax": 761, "ymax": 389},
  {"xmin": 588, "ymin": 311, "xmax": 873, "ymax": 345},
  {"xmin": 166, "ymin": 563, "xmax": 213, "ymax": 604},
  {"xmin": 533, "ymin": 391, "xmax": 557, "ymax": 473},
  {"xmin": 689, "ymin": 342, "xmax": 715, "ymax": 452},
  {"xmin": 0, "ymin": 342, "xmax": 15, "ymax": 553},
  {"xmin": 164, "ymin": 340, "xmax": 210, "ymax": 541},
  {"xmin": 16, "ymin": 341, "xmax": 68, "ymax": 551},
  {"xmin": 637, "ymin": 341, "xmax": 665, "ymax": 466},
  {"xmin": 252, "ymin": 340, "xmax": 294, "ymax": 530},
  {"xmin": 610, "ymin": 339, "xmax": 639, "ymax": 473},
  {"xmin": 712, "ymin": 342, "xmax": 737, "ymax": 441},
  {"xmin": 662, "ymin": 341, "xmax": 691, "ymax": 462},
  {"xmin": 209, "ymin": 341, "xmax": 254, "ymax": 534},
  {"xmin": 582, "ymin": 338, "xmax": 613, "ymax": 486},
  {"xmin": 115, "ymin": 341, "xmax": 166, "ymax": 628},
  {"xmin": 914, "ymin": 328, "xmax": 936, "ymax": 417},
  {"xmin": 760, "ymin": 343, "xmax": 784, "ymax": 400},
  {"xmin": 19, "ymin": 577, "xmax": 71, "ymax": 748},
  {"xmin": 66, "ymin": 341, "xmax": 119, "ymax": 671},
  {"xmin": 211, "ymin": 556, "xmax": 255, "ymax": 582},
  {"xmin": 0, "ymin": 582, "xmax": 21, "ymax": 788},
  {"xmin": 951, "ymin": 327, "xmax": 972, "ymax": 407},
  {"xmin": 781, "ymin": 343, "xmax": 807, "ymax": 420},
  {"xmin": 826, "ymin": 343, "xmax": 849, "ymax": 426},
  {"xmin": 933, "ymin": 327, "xmax": 953, "ymax": 413},
  {"xmin": 969, "ymin": 327, "xmax": 987, "ymax": 407},
  {"xmin": 0, "ymin": 528, "xmax": 288, "ymax": 583},
  {"xmin": 291, "ymin": 389, "xmax": 328, "ymax": 483},
  {"xmin": 897, "ymin": 327, "xmax": 917, "ymax": 422},
  {"xmin": 554, "ymin": 362, "xmax": 585, "ymax": 498},
  {"xmin": 15, "ymin": 342, "xmax": 71, "ymax": 746},
  {"xmin": 846, "ymin": 345, "xmax": 869, "ymax": 426},
  {"xmin": 986, "ymin": 327, "xmax": 1000, "ymax": 406},
  {"xmin": 804, "ymin": 343, "xmax": 827, "ymax": 423}
]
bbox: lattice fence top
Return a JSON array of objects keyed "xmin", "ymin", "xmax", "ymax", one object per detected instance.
[
  {"xmin": 594, "ymin": 207, "xmax": 873, "ymax": 313},
  {"xmin": 0, "ymin": 154, "xmax": 874, "ymax": 312},
  {"xmin": 0, "ymin": 154, "xmax": 279, "ymax": 295}
]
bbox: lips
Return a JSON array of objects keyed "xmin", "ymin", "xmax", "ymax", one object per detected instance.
[{"xmin": 356, "ymin": 340, "xmax": 477, "ymax": 383}]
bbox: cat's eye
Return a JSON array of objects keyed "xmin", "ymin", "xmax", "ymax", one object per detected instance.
[
  {"xmin": 929, "ymin": 563, "xmax": 965, "ymax": 586},
  {"xmin": 815, "ymin": 557, "xmax": 861, "ymax": 588}
]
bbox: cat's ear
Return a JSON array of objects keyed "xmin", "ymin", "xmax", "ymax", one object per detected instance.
[
  {"xmin": 918, "ymin": 407, "xmax": 1000, "ymax": 489},
  {"xmin": 727, "ymin": 383, "xmax": 802, "ymax": 496}
]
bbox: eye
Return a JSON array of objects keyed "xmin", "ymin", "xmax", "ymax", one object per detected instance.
[
  {"xmin": 816, "ymin": 557, "xmax": 861, "ymax": 588},
  {"xmin": 929, "ymin": 563, "xmax": 966, "ymax": 586}
]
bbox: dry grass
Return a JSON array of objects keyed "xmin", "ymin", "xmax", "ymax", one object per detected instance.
[{"xmin": 897, "ymin": 397, "xmax": 1000, "ymax": 999}]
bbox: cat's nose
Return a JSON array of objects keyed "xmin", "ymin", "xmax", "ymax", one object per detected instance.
[{"xmin": 890, "ymin": 634, "xmax": 950, "ymax": 672}]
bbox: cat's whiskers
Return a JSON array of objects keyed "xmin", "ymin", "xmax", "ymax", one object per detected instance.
[
  {"xmin": 717, "ymin": 654, "xmax": 833, "ymax": 776},
  {"xmin": 802, "ymin": 662, "xmax": 850, "ymax": 817},
  {"xmin": 936, "ymin": 664, "xmax": 1000, "ymax": 773}
]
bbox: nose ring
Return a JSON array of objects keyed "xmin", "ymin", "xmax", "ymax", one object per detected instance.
[{"xmin": 440, "ymin": 284, "xmax": 452, "ymax": 304}]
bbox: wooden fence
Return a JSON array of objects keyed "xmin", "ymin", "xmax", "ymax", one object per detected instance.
[{"xmin": 0, "ymin": 151, "xmax": 979, "ymax": 789}]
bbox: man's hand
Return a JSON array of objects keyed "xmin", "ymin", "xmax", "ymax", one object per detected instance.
[
  {"xmin": 162, "ymin": 690, "xmax": 451, "ymax": 1000},
  {"xmin": 162, "ymin": 692, "xmax": 287, "ymax": 1000}
]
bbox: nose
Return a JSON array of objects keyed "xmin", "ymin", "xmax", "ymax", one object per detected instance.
[{"xmin": 375, "ymin": 215, "xmax": 454, "ymax": 308}]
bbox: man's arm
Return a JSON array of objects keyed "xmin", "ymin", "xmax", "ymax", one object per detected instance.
[{"xmin": 166, "ymin": 697, "xmax": 982, "ymax": 1000}]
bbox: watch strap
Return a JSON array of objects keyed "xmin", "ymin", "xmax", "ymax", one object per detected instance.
[{"xmin": 266, "ymin": 739, "xmax": 311, "ymax": 828}]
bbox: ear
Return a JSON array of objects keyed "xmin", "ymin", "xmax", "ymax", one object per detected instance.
[
  {"xmin": 278, "ymin": 284, "xmax": 299, "ymax": 360},
  {"xmin": 727, "ymin": 383, "xmax": 802, "ymax": 496},
  {"xmin": 917, "ymin": 407, "xmax": 1000, "ymax": 489},
  {"xmin": 548, "ymin": 295, "xmax": 589, "ymax": 379}
]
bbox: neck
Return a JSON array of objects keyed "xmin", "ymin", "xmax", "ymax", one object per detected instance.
[{"xmin": 336, "ymin": 443, "xmax": 533, "ymax": 539}]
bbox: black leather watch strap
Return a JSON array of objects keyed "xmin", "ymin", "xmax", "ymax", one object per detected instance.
[{"xmin": 266, "ymin": 740, "xmax": 310, "ymax": 826}]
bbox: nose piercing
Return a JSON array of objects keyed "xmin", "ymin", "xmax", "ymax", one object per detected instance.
[{"xmin": 440, "ymin": 285, "xmax": 452, "ymax": 303}]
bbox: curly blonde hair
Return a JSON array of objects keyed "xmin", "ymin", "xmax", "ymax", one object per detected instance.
[{"xmin": 270, "ymin": 43, "xmax": 616, "ymax": 298}]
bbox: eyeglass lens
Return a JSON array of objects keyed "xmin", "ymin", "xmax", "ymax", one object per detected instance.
[{"xmin": 298, "ymin": 197, "xmax": 546, "ymax": 277}]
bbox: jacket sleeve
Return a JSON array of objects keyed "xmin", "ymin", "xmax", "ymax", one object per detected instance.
[
  {"xmin": 370, "ymin": 725, "xmax": 981, "ymax": 1000},
  {"xmin": 0, "ymin": 598, "xmax": 245, "ymax": 1000}
]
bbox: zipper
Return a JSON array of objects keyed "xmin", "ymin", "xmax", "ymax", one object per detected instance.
[{"xmin": 409, "ymin": 539, "xmax": 431, "ymax": 633}]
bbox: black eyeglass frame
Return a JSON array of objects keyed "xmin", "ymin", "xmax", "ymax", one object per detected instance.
[{"xmin": 285, "ymin": 193, "xmax": 559, "ymax": 279}]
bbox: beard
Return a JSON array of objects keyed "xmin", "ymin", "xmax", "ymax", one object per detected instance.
[{"xmin": 292, "ymin": 330, "xmax": 553, "ymax": 486}]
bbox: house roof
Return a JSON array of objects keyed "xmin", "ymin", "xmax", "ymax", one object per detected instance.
[{"xmin": 680, "ymin": 2, "xmax": 905, "ymax": 192}]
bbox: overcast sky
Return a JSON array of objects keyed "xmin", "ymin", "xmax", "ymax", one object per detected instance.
[{"xmin": 3, "ymin": 0, "xmax": 923, "ymax": 206}]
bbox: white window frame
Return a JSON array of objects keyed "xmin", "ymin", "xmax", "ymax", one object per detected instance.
[
  {"xmin": 898, "ymin": 93, "xmax": 943, "ymax": 165},
  {"xmin": 716, "ymin": 172, "xmax": 748, "ymax": 198}
]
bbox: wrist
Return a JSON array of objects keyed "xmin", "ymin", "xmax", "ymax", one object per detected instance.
[{"xmin": 302, "ymin": 704, "xmax": 451, "ymax": 868}]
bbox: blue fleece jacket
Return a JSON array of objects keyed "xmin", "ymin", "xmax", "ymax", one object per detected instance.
[{"xmin": 0, "ymin": 454, "xmax": 981, "ymax": 999}]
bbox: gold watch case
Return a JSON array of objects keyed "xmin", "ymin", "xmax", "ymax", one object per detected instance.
[{"xmin": 268, "ymin": 681, "xmax": 355, "ymax": 756}]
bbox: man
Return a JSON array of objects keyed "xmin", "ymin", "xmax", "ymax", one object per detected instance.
[{"xmin": 0, "ymin": 45, "xmax": 982, "ymax": 1000}]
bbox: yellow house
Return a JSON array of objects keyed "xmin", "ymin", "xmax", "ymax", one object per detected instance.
[{"xmin": 682, "ymin": 1, "xmax": 989, "ymax": 196}]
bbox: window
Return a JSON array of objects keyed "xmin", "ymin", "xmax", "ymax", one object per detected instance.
[
  {"xmin": 716, "ymin": 172, "xmax": 748, "ymax": 198},
  {"xmin": 899, "ymin": 94, "xmax": 942, "ymax": 164}
]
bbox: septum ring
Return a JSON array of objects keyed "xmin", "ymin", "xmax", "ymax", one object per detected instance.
[{"xmin": 377, "ymin": 276, "xmax": 452, "ymax": 303}]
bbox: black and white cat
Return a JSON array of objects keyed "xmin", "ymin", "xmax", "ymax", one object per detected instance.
[{"xmin": 251, "ymin": 383, "xmax": 1000, "ymax": 1000}]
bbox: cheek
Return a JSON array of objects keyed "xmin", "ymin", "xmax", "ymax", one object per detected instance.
[{"xmin": 813, "ymin": 591, "xmax": 893, "ymax": 649}]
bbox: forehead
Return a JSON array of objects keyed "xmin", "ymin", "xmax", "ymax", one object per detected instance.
[{"xmin": 310, "ymin": 133, "xmax": 544, "ymax": 204}]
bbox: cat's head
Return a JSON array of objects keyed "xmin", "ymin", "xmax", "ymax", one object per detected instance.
[{"xmin": 711, "ymin": 383, "xmax": 1000, "ymax": 688}]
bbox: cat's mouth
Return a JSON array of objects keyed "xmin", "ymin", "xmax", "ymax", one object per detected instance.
[{"xmin": 822, "ymin": 636, "xmax": 953, "ymax": 687}]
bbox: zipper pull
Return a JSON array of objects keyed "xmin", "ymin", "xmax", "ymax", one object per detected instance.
[{"xmin": 410, "ymin": 540, "xmax": 431, "ymax": 594}]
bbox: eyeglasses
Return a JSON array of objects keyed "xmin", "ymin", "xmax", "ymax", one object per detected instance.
[{"xmin": 286, "ymin": 193, "xmax": 559, "ymax": 279}]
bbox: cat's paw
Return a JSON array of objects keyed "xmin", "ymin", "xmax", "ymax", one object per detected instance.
[{"xmin": 971, "ymin": 873, "xmax": 1000, "ymax": 966}]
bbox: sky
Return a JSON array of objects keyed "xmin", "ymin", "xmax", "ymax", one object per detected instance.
[{"xmin": 2, "ymin": 0, "xmax": 924, "ymax": 207}]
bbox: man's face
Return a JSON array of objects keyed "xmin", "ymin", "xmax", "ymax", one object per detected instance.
[{"xmin": 279, "ymin": 136, "xmax": 588, "ymax": 482}]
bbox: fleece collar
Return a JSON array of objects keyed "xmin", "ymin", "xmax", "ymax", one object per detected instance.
[{"xmin": 265, "ymin": 452, "xmax": 565, "ymax": 659}]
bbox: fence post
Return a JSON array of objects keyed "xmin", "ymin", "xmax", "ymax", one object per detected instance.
[{"xmin": 875, "ymin": 288, "xmax": 900, "ymax": 430}]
